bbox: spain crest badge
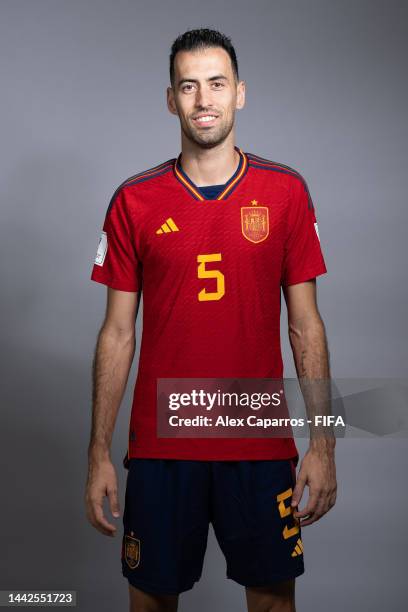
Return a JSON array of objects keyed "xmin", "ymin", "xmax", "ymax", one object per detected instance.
[
  {"xmin": 123, "ymin": 533, "xmax": 140, "ymax": 569},
  {"xmin": 241, "ymin": 200, "xmax": 269, "ymax": 243}
]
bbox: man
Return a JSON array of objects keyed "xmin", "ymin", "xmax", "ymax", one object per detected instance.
[{"xmin": 85, "ymin": 28, "xmax": 337, "ymax": 612}]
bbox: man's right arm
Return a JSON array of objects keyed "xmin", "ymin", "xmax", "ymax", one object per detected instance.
[{"xmin": 85, "ymin": 287, "xmax": 139, "ymax": 537}]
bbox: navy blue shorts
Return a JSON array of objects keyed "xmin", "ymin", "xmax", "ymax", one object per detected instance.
[{"xmin": 121, "ymin": 458, "xmax": 304, "ymax": 595}]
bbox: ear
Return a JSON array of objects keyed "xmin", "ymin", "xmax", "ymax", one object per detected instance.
[
  {"xmin": 236, "ymin": 80, "xmax": 246, "ymax": 110},
  {"xmin": 167, "ymin": 86, "xmax": 178, "ymax": 116}
]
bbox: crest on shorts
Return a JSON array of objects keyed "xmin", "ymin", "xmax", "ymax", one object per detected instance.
[
  {"xmin": 124, "ymin": 534, "xmax": 140, "ymax": 569},
  {"xmin": 241, "ymin": 200, "xmax": 269, "ymax": 243}
]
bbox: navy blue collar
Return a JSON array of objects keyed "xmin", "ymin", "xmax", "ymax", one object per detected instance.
[{"xmin": 173, "ymin": 146, "xmax": 249, "ymax": 201}]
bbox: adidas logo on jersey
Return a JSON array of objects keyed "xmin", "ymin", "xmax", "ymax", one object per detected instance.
[
  {"xmin": 291, "ymin": 538, "xmax": 304, "ymax": 557},
  {"xmin": 156, "ymin": 218, "xmax": 179, "ymax": 234}
]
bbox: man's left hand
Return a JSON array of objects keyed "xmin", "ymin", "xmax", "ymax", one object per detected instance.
[{"xmin": 291, "ymin": 442, "xmax": 337, "ymax": 526}]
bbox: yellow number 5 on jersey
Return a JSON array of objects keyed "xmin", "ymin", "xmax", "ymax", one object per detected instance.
[{"xmin": 197, "ymin": 253, "xmax": 225, "ymax": 301}]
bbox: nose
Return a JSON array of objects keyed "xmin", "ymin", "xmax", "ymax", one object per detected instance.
[{"xmin": 195, "ymin": 84, "xmax": 213, "ymax": 109}]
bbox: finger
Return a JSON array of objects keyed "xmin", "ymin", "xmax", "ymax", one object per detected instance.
[
  {"xmin": 93, "ymin": 521, "xmax": 116, "ymax": 537},
  {"xmin": 293, "ymin": 489, "xmax": 320, "ymax": 518},
  {"xmin": 300, "ymin": 508, "xmax": 325, "ymax": 526},
  {"xmin": 312, "ymin": 497, "xmax": 328, "ymax": 520},
  {"xmin": 329, "ymin": 491, "xmax": 337, "ymax": 508},
  {"xmin": 300, "ymin": 495, "xmax": 329, "ymax": 526},
  {"xmin": 319, "ymin": 487, "xmax": 337, "ymax": 514},
  {"xmin": 294, "ymin": 506, "xmax": 315, "ymax": 519},
  {"xmin": 92, "ymin": 500, "xmax": 117, "ymax": 535},
  {"xmin": 107, "ymin": 485, "xmax": 121, "ymax": 518},
  {"xmin": 86, "ymin": 504, "xmax": 114, "ymax": 537},
  {"xmin": 291, "ymin": 473, "xmax": 307, "ymax": 507},
  {"xmin": 296, "ymin": 481, "xmax": 338, "ymax": 526},
  {"xmin": 299, "ymin": 513, "xmax": 318, "ymax": 527}
]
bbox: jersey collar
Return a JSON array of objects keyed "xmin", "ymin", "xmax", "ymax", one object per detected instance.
[{"xmin": 173, "ymin": 145, "xmax": 249, "ymax": 201}]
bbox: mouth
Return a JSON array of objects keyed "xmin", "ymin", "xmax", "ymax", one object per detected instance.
[{"xmin": 192, "ymin": 114, "xmax": 219, "ymax": 127}]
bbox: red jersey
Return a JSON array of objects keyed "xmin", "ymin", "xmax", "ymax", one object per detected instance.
[{"xmin": 91, "ymin": 146, "xmax": 327, "ymax": 463}]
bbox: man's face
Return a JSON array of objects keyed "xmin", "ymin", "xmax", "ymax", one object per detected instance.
[{"xmin": 167, "ymin": 46, "xmax": 245, "ymax": 148}]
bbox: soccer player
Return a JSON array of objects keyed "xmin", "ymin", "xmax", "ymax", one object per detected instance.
[{"xmin": 85, "ymin": 28, "xmax": 337, "ymax": 612}]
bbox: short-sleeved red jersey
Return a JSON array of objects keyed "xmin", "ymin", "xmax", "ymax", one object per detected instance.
[{"xmin": 91, "ymin": 146, "xmax": 327, "ymax": 463}]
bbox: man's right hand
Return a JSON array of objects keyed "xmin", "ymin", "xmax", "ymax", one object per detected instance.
[{"xmin": 85, "ymin": 458, "xmax": 121, "ymax": 536}]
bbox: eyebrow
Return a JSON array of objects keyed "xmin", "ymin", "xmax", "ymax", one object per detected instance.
[{"xmin": 178, "ymin": 75, "xmax": 228, "ymax": 86}]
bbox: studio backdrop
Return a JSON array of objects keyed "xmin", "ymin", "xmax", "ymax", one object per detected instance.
[{"xmin": 1, "ymin": 1, "xmax": 407, "ymax": 611}]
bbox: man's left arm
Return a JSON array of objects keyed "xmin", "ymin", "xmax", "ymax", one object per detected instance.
[{"xmin": 283, "ymin": 279, "xmax": 337, "ymax": 526}]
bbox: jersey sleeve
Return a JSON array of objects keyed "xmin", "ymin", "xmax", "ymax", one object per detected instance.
[
  {"xmin": 281, "ymin": 176, "xmax": 327, "ymax": 287},
  {"xmin": 90, "ymin": 187, "xmax": 142, "ymax": 292}
]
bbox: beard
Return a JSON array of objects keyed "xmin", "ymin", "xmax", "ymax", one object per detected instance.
[{"xmin": 180, "ymin": 111, "xmax": 235, "ymax": 149}]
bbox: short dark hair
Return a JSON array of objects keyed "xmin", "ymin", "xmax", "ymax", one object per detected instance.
[{"xmin": 169, "ymin": 28, "xmax": 239, "ymax": 86}]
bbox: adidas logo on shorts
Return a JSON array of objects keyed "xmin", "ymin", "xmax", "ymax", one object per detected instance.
[{"xmin": 291, "ymin": 538, "xmax": 304, "ymax": 557}]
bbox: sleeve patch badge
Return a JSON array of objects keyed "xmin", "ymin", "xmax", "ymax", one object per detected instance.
[
  {"xmin": 94, "ymin": 231, "xmax": 108, "ymax": 266},
  {"xmin": 314, "ymin": 222, "xmax": 320, "ymax": 242}
]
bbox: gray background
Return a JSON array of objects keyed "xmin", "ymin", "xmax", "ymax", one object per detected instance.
[{"xmin": 1, "ymin": 0, "xmax": 407, "ymax": 610}]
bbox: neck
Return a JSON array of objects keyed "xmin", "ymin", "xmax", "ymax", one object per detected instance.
[{"xmin": 179, "ymin": 134, "xmax": 239, "ymax": 187}]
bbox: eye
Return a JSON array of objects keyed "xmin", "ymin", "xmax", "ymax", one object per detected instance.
[
  {"xmin": 212, "ymin": 82, "xmax": 224, "ymax": 88},
  {"xmin": 182, "ymin": 83, "xmax": 194, "ymax": 92}
]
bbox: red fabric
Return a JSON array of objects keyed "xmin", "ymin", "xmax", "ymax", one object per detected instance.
[{"xmin": 91, "ymin": 151, "xmax": 327, "ymax": 461}]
